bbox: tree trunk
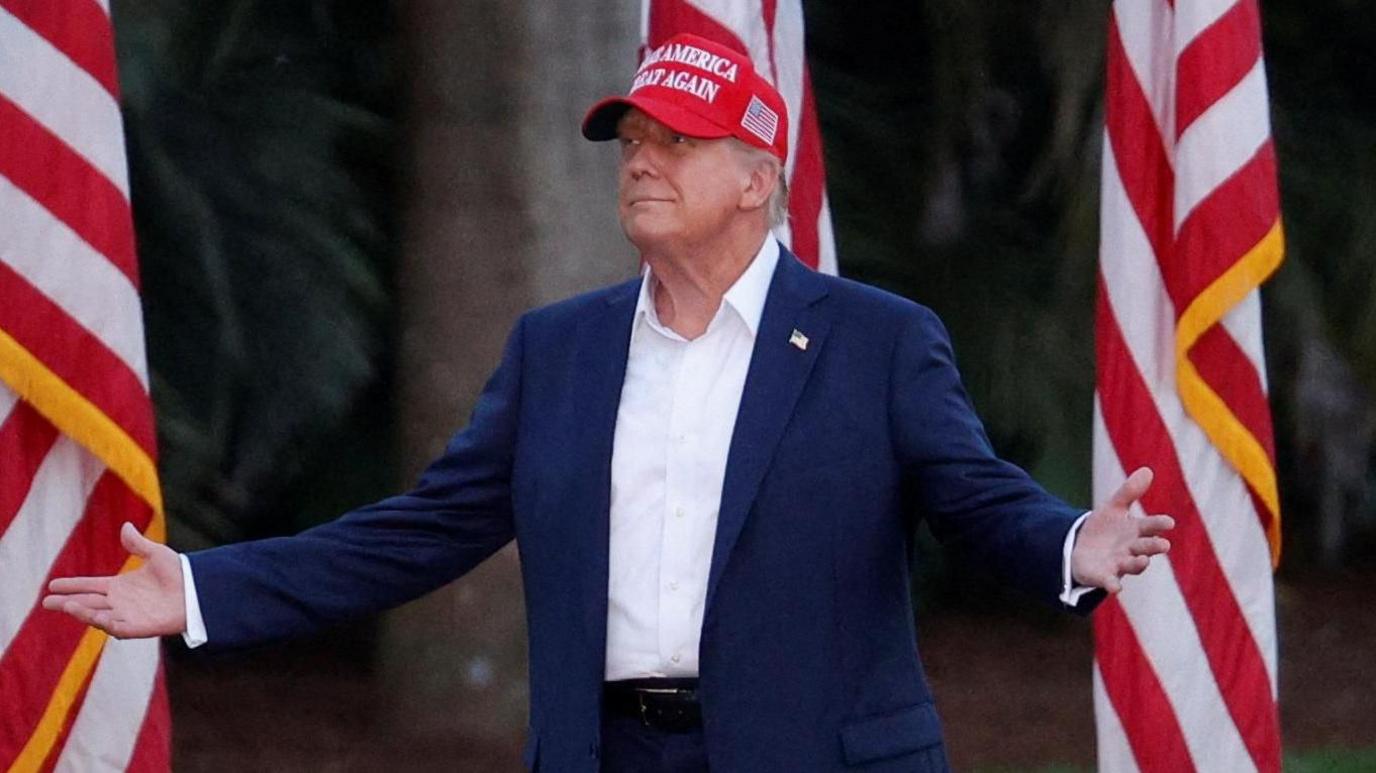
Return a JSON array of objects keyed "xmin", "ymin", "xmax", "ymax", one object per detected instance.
[{"xmin": 383, "ymin": 0, "xmax": 637, "ymax": 756}]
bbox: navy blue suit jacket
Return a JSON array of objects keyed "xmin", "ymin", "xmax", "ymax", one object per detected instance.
[{"xmin": 191, "ymin": 247, "xmax": 1091, "ymax": 771}]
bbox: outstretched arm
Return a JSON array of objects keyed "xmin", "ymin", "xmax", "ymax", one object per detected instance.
[
  {"xmin": 1071, "ymin": 467, "xmax": 1175, "ymax": 594},
  {"xmin": 43, "ymin": 522, "xmax": 186, "ymax": 639}
]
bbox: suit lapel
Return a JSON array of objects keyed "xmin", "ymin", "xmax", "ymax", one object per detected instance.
[
  {"xmin": 707, "ymin": 250, "xmax": 830, "ymax": 609},
  {"xmin": 565, "ymin": 279, "xmax": 639, "ymax": 648}
]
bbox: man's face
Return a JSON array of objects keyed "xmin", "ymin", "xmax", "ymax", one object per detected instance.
[{"xmin": 616, "ymin": 109, "xmax": 751, "ymax": 252}]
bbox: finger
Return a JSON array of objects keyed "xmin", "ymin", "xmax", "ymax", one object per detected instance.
[
  {"xmin": 1137, "ymin": 514, "xmax": 1176, "ymax": 536},
  {"xmin": 1102, "ymin": 575, "xmax": 1122, "ymax": 595},
  {"xmin": 1118, "ymin": 555, "xmax": 1151, "ymax": 576},
  {"xmin": 48, "ymin": 576, "xmax": 113, "ymax": 595},
  {"xmin": 120, "ymin": 521, "xmax": 157, "ymax": 559},
  {"xmin": 1108, "ymin": 467, "xmax": 1154, "ymax": 509},
  {"xmin": 1129, "ymin": 536, "xmax": 1171, "ymax": 557},
  {"xmin": 42, "ymin": 593, "xmax": 111, "ymax": 611}
]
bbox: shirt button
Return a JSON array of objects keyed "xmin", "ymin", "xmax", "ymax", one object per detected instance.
[
  {"xmin": 668, "ymin": 581, "xmax": 679, "ymax": 591},
  {"xmin": 674, "ymin": 507, "xmax": 686, "ymax": 519},
  {"xmin": 671, "ymin": 653, "xmax": 682, "ymax": 664},
  {"xmin": 676, "ymin": 433, "xmax": 688, "ymax": 444}
]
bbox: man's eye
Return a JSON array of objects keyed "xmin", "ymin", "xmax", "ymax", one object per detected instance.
[{"xmin": 671, "ymin": 135, "xmax": 688, "ymax": 144}]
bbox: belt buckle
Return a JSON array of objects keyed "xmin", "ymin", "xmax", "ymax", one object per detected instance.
[{"xmin": 636, "ymin": 687, "xmax": 679, "ymax": 729}]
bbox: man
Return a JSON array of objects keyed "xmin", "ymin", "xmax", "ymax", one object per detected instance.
[{"xmin": 46, "ymin": 33, "xmax": 1172, "ymax": 772}]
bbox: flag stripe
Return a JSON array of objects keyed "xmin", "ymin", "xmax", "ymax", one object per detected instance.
[
  {"xmin": 785, "ymin": 70, "xmax": 823, "ymax": 269},
  {"xmin": 55, "ymin": 637, "xmax": 161, "ymax": 772},
  {"xmin": 1096, "ymin": 282, "xmax": 1279, "ymax": 770},
  {"xmin": 1170, "ymin": 141, "xmax": 1279, "ymax": 312},
  {"xmin": 122, "ymin": 669, "xmax": 171, "ymax": 773},
  {"xmin": 0, "ymin": 180, "xmax": 148, "ymax": 388},
  {"xmin": 0, "ymin": 401, "xmax": 60, "ymax": 535},
  {"xmin": 0, "ymin": 265, "xmax": 156, "ymax": 457},
  {"xmin": 1173, "ymin": 60, "xmax": 1271, "ymax": 230},
  {"xmin": 0, "ymin": 472, "xmax": 132, "ymax": 759},
  {"xmin": 0, "ymin": 441, "xmax": 104, "ymax": 652},
  {"xmin": 1092, "ymin": 599, "xmax": 1195, "ymax": 771},
  {"xmin": 1113, "ymin": 0, "xmax": 1176, "ymax": 141},
  {"xmin": 1188, "ymin": 325, "xmax": 1275, "ymax": 464},
  {"xmin": 0, "ymin": 7, "xmax": 128, "ymax": 197},
  {"xmin": 1105, "ymin": 15, "xmax": 1174, "ymax": 272},
  {"xmin": 1092, "ymin": 664, "xmax": 1144, "ymax": 773},
  {"xmin": 1099, "ymin": 146, "xmax": 1278, "ymax": 671},
  {"xmin": 1173, "ymin": 0, "xmax": 1241, "ymax": 57},
  {"xmin": 0, "ymin": 0, "xmax": 120, "ymax": 98},
  {"xmin": 0, "ymin": 94, "xmax": 140, "ymax": 289},
  {"xmin": 1174, "ymin": 0, "xmax": 1260, "ymax": 137}
]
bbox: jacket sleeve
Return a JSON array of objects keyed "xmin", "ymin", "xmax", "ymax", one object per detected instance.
[
  {"xmin": 189, "ymin": 316, "xmax": 527, "ymax": 649},
  {"xmin": 889, "ymin": 305, "xmax": 1096, "ymax": 610}
]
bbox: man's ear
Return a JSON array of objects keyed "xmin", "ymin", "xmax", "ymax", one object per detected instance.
[{"xmin": 739, "ymin": 159, "xmax": 779, "ymax": 213}]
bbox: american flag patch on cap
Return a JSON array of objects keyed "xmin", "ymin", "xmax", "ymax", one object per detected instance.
[{"xmin": 740, "ymin": 95, "xmax": 779, "ymax": 147}]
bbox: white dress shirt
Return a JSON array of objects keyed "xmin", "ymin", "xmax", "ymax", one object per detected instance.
[
  {"xmin": 182, "ymin": 235, "xmax": 1089, "ymax": 656},
  {"xmin": 603, "ymin": 236, "xmax": 780, "ymax": 680}
]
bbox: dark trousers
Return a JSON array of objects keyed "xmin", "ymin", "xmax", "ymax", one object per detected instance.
[{"xmin": 599, "ymin": 711, "xmax": 709, "ymax": 772}]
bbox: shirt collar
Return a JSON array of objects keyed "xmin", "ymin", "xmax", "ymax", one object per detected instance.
[{"xmin": 633, "ymin": 236, "xmax": 780, "ymax": 339}]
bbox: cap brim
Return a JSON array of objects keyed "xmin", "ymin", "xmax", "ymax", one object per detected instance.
[{"xmin": 581, "ymin": 94, "xmax": 734, "ymax": 142}]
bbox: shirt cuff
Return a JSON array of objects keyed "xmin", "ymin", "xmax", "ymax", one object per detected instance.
[
  {"xmin": 1059, "ymin": 512, "xmax": 1094, "ymax": 607},
  {"xmin": 180, "ymin": 554, "xmax": 208, "ymax": 649}
]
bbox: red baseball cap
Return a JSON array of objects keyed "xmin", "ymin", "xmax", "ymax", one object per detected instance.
[{"xmin": 582, "ymin": 33, "xmax": 789, "ymax": 162}]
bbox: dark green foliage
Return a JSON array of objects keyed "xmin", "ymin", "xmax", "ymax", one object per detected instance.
[{"xmin": 113, "ymin": 0, "xmax": 399, "ymax": 547}]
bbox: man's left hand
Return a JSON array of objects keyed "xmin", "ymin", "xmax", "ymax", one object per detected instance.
[{"xmin": 1071, "ymin": 467, "xmax": 1175, "ymax": 594}]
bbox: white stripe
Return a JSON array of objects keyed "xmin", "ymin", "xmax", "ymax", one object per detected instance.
[
  {"xmin": 0, "ymin": 177, "xmax": 151, "ymax": 388},
  {"xmin": 1221, "ymin": 290, "xmax": 1269, "ymax": 392},
  {"xmin": 816, "ymin": 193, "xmax": 838, "ymax": 276},
  {"xmin": 93, "ymin": 0, "xmax": 111, "ymax": 18},
  {"xmin": 1100, "ymin": 138, "xmax": 1278, "ymax": 682},
  {"xmin": 54, "ymin": 637, "xmax": 160, "ymax": 773},
  {"xmin": 1093, "ymin": 403, "xmax": 1258, "ymax": 772},
  {"xmin": 0, "ymin": 383, "xmax": 18, "ymax": 426},
  {"xmin": 1092, "ymin": 661, "xmax": 1142, "ymax": 773},
  {"xmin": 770, "ymin": 1, "xmax": 807, "ymax": 184},
  {"xmin": 1174, "ymin": 57, "xmax": 1269, "ymax": 230},
  {"xmin": 1112, "ymin": 0, "xmax": 1177, "ymax": 146},
  {"xmin": 0, "ymin": 7, "xmax": 129, "ymax": 198},
  {"xmin": 1174, "ymin": 0, "xmax": 1240, "ymax": 54},
  {"xmin": 0, "ymin": 439, "xmax": 105, "ymax": 651}
]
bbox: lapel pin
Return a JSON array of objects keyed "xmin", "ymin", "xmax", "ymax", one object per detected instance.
[{"xmin": 789, "ymin": 329, "xmax": 809, "ymax": 351}]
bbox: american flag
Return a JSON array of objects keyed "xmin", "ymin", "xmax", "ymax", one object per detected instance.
[
  {"xmin": 642, "ymin": 0, "xmax": 836, "ymax": 274},
  {"xmin": 0, "ymin": 1, "xmax": 171, "ymax": 770},
  {"xmin": 740, "ymin": 95, "xmax": 779, "ymax": 147},
  {"xmin": 1093, "ymin": 0, "xmax": 1283, "ymax": 770}
]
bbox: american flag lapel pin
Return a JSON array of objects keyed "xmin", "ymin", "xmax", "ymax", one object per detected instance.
[{"xmin": 789, "ymin": 328, "xmax": 809, "ymax": 351}]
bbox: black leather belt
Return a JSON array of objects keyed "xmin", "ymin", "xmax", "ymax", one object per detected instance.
[{"xmin": 603, "ymin": 678, "xmax": 702, "ymax": 733}]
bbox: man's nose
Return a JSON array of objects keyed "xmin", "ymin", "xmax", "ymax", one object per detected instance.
[{"xmin": 622, "ymin": 144, "xmax": 659, "ymax": 180}]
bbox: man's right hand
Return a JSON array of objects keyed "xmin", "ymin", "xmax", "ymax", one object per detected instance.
[{"xmin": 42, "ymin": 522, "xmax": 187, "ymax": 639}]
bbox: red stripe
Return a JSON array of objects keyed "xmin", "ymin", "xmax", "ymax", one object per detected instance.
[
  {"xmin": 1175, "ymin": 0, "xmax": 1260, "ymax": 138},
  {"xmin": 124, "ymin": 666, "xmax": 171, "ymax": 773},
  {"xmin": 1166, "ymin": 141, "xmax": 1279, "ymax": 314},
  {"xmin": 648, "ymin": 0, "xmax": 750, "ymax": 54},
  {"xmin": 0, "ymin": 263, "xmax": 156, "ymax": 458},
  {"xmin": 0, "ymin": 0, "xmax": 120, "ymax": 98},
  {"xmin": 787, "ymin": 70, "xmax": 824, "ymax": 269},
  {"xmin": 0, "ymin": 472, "xmax": 152, "ymax": 763},
  {"xmin": 0, "ymin": 401, "xmax": 60, "ymax": 534},
  {"xmin": 33, "ymin": 660, "xmax": 97, "ymax": 773},
  {"xmin": 1188, "ymin": 324, "xmax": 1276, "ymax": 465},
  {"xmin": 1093, "ymin": 598, "xmax": 1195, "ymax": 771},
  {"xmin": 1096, "ymin": 282, "xmax": 1282, "ymax": 771},
  {"xmin": 1105, "ymin": 13, "xmax": 1175, "ymax": 269},
  {"xmin": 0, "ymin": 94, "xmax": 140, "ymax": 290}
]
